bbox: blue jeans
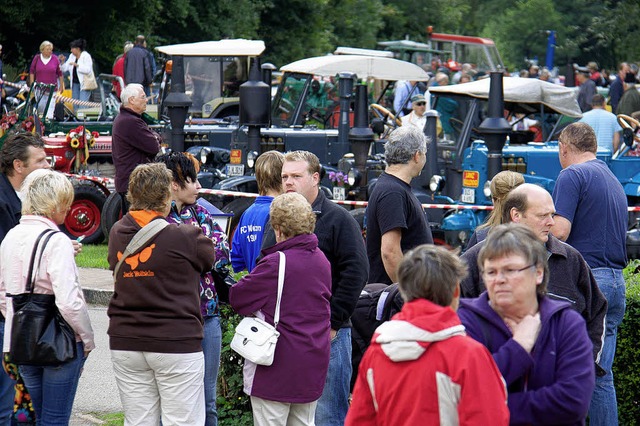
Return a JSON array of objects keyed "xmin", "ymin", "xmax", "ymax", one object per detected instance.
[
  {"xmin": 19, "ymin": 342, "xmax": 86, "ymax": 426},
  {"xmin": 71, "ymin": 82, "xmax": 91, "ymax": 112},
  {"xmin": 0, "ymin": 319, "xmax": 17, "ymax": 425},
  {"xmin": 589, "ymin": 268, "xmax": 626, "ymax": 426},
  {"xmin": 202, "ymin": 316, "xmax": 222, "ymax": 426},
  {"xmin": 315, "ymin": 327, "xmax": 352, "ymax": 426}
]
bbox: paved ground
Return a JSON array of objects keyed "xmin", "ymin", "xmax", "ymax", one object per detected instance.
[{"xmin": 69, "ymin": 269, "xmax": 118, "ymax": 425}]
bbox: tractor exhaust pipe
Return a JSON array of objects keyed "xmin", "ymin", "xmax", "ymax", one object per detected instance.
[{"xmin": 478, "ymin": 72, "xmax": 511, "ymax": 181}]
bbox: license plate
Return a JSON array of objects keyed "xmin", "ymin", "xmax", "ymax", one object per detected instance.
[
  {"xmin": 333, "ymin": 186, "xmax": 346, "ymax": 201},
  {"xmin": 227, "ymin": 164, "xmax": 245, "ymax": 177},
  {"xmin": 461, "ymin": 188, "xmax": 475, "ymax": 204}
]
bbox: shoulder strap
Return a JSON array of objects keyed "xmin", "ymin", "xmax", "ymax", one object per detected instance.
[
  {"xmin": 26, "ymin": 229, "xmax": 58, "ymax": 293},
  {"xmin": 113, "ymin": 219, "xmax": 169, "ymax": 279},
  {"xmin": 272, "ymin": 251, "xmax": 286, "ymax": 328}
]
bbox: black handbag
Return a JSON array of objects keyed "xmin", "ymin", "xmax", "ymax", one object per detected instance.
[{"xmin": 9, "ymin": 229, "xmax": 77, "ymax": 366}]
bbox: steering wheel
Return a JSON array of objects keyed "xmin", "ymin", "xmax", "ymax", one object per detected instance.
[
  {"xmin": 613, "ymin": 114, "xmax": 640, "ymax": 159},
  {"xmin": 370, "ymin": 103, "xmax": 402, "ymax": 129}
]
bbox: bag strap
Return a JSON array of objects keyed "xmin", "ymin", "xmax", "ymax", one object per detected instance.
[
  {"xmin": 26, "ymin": 229, "xmax": 58, "ymax": 294},
  {"xmin": 113, "ymin": 219, "xmax": 169, "ymax": 279},
  {"xmin": 272, "ymin": 251, "xmax": 286, "ymax": 328}
]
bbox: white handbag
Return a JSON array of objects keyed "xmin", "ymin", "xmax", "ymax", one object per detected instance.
[{"xmin": 231, "ymin": 251, "xmax": 285, "ymax": 366}]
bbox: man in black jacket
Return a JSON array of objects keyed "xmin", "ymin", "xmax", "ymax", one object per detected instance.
[
  {"xmin": 280, "ymin": 150, "xmax": 368, "ymax": 426},
  {"xmin": 460, "ymin": 183, "xmax": 607, "ymax": 365},
  {"xmin": 124, "ymin": 35, "xmax": 152, "ymax": 96}
]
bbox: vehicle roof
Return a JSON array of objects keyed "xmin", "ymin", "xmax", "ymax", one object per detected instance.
[
  {"xmin": 334, "ymin": 46, "xmax": 394, "ymax": 58},
  {"xmin": 280, "ymin": 54, "xmax": 431, "ymax": 81},
  {"xmin": 155, "ymin": 39, "xmax": 265, "ymax": 56},
  {"xmin": 377, "ymin": 39, "xmax": 446, "ymax": 54},
  {"xmin": 429, "ymin": 76, "xmax": 583, "ymax": 118}
]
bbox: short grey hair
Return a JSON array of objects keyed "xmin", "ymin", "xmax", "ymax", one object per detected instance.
[
  {"xmin": 121, "ymin": 83, "xmax": 144, "ymax": 105},
  {"xmin": 384, "ymin": 126, "xmax": 428, "ymax": 165}
]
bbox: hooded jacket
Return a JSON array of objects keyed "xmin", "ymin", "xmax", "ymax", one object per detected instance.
[
  {"xmin": 458, "ymin": 294, "xmax": 595, "ymax": 426},
  {"xmin": 346, "ymin": 299, "xmax": 509, "ymax": 426}
]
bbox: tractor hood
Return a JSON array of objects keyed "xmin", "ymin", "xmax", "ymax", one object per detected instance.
[
  {"xmin": 429, "ymin": 77, "xmax": 583, "ymax": 118},
  {"xmin": 280, "ymin": 55, "xmax": 431, "ymax": 81}
]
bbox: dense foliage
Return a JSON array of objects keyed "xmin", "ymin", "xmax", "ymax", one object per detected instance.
[
  {"xmin": 1, "ymin": 0, "xmax": 639, "ymax": 78},
  {"xmin": 613, "ymin": 260, "xmax": 640, "ymax": 425}
]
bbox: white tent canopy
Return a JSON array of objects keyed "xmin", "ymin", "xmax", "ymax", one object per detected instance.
[
  {"xmin": 156, "ymin": 39, "xmax": 265, "ymax": 57},
  {"xmin": 429, "ymin": 77, "xmax": 582, "ymax": 118},
  {"xmin": 280, "ymin": 55, "xmax": 431, "ymax": 82}
]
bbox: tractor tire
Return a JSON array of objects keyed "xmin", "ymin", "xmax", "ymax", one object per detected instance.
[
  {"xmin": 101, "ymin": 192, "xmax": 123, "ymax": 240},
  {"xmin": 222, "ymin": 197, "xmax": 255, "ymax": 241},
  {"xmin": 61, "ymin": 182, "xmax": 107, "ymax": 244}
]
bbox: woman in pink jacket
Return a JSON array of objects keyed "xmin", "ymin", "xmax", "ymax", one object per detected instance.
[{"xmin": 0, "ymin": 169, "xmax": 94, "ymax": 424}]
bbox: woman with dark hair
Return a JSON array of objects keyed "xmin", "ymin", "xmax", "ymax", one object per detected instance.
[
  {"xmin": 59, "ymin": 38, "xmax": 94, "ymax": 105},
  {"xmin": 156, "ymin": 151, "xmax": 230, "ymax": 426}
]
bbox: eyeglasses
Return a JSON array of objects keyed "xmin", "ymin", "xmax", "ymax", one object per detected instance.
[
  {"xmin": 482, "ymin": 264, "xmax": 535, "ymax": 281},
  {"xmin": 414, "ymin": 102, "xmax": 426, "ymax": 106}
]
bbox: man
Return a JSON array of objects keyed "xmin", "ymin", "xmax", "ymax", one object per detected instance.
[
  {"xmin": 431, "ymin": 72, "xmax": 457, "ymax": 138},
  {"xmin": 461, "ymin": 183, "xmax": 607, "ymax": 364},
  {"xmin": 346, "ymin": 245, "xmax": 509, "ymax": 425},
  {"xmin": 366, "ymin": 126, "xmax": 433, "ymax": 284},
  {"xmin": 393, "ymin": 80, "xmax": 421, "ymax": 117},
  {"xmin": 579, "ymin": 94, "xmax": 621, "ymax": 152},
  {"xmin": 551, "ymin": 123, "xmax": 627, "ymax": 426},
  {"xmin": 616, "ymin": 71, "xmax": 640, "ymax": 116},
  {"xmin": 281, "ymin": 151, "xmax": 368, "ymax": 426},
  {"xmin": 400, "ymin": 94, "xmax": 429, "ymax": 130},
  {"xmin": 576, "ymin": 68, "xmax": 597, "ymax": 113},
  {"xmin": 124, "ymin": 35, "xmax": 153, "ymax": 96},
  {"xmin": 230, "ymin": 150, "xmax": 284, "ymax": 273},
  {"xmin": 0, "ymin": 132, "xmax": 50, "ymax": 424},
  {"xmin": 609, "ymin": 62, "xmax": 630, "ymax": 114},
  {"xmin": 112, "ymin": 83, "xmax": 161, "ymax": 212}
]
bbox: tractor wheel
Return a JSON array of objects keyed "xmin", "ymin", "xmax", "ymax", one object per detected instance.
[
  {"xmin": 61, "ymin": 182, "xmax": 107, "ymax": 244},
  {"xmin": 222, "ymin": 197, "xmax": 255, "ymax": 241},
  {"xmin": 101, "ymin": 192, "xmax": 124, "ymax": 240}
]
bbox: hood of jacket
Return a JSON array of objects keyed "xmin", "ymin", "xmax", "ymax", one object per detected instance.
[{"xmin": 373, "ymin": 299, "xmax": 465, "ymax": 362}]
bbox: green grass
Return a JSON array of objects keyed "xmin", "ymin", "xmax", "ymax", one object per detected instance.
[
  {"xmin": 76, "ymin": 244, "xmax": 109, "ymax": 269},
  {"xmin": 94, "ymin": 412, "xmax": 124, "ymax": 425}
]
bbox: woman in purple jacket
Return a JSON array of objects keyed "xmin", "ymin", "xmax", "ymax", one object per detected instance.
[
  {"xmin": 230, "ymin": 192, "xmax": 332, "ymax": 426},
  {"xmin": 458, "ymin": 224, "xmax": 595, "ymax": 426}
]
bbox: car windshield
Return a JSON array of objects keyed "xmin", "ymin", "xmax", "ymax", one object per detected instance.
[{"xmin": 184, "ymin": 56, "xmax": 249, "ymax": 116}]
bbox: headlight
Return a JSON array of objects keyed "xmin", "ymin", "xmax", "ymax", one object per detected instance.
[
  {"xmin": 200, "ymin": 147, "xmax": 211, "ymax": 164},
  {"xmin": 247, "ymin": 151, "xmax": 259, "ymax": 169},
  {"xmin": 483, "ymin": 180, "xmax": 492, "ymax": 198},
  {"xmin": 347, "ymin": 169, "xmax": 358, "ymax": 186},
  {"xmin": 429, "ymin": 175, "xmax": 445, "ymax": 192}
]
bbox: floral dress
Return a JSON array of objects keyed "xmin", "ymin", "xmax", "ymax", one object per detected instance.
[{"xmin": 167, "ymin": 201, "xmax": 231, "ymax": 317}]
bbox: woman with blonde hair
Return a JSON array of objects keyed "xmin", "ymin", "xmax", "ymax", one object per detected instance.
[
  {"xmin": 0, "ymin": 169, "xmax": 94, "ymax": 424},
  {"xmin": 230, "ymin": 192, "xmax": 332, "ymax": 426},
  {"xmin": 29, "ymin": 40, "xmax": 65, "ymax": 119},
  {"xmin": 465, "ymin": 170, "xmax": 524, "ymax": 249}
]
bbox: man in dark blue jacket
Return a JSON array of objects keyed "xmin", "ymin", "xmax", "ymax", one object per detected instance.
[{"xmin": 124, "ymin": 35, "xmax": 152, "ymax": 96}]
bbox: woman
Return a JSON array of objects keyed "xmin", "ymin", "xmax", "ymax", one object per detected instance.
[
  {"xmin": 465, "ymin": 170, "xmax": 524, "ymax": 250},
  {"xmin": 458, "ymin": 224, "xmax": 595, "ymax": 425},
  {"xmin": 29, "ymin": 41, "xmax": 65, "ymax": 119},
  {"xmin": 59, "ymin": 39, "xmax": 94, "ymax": 106},
  {"xmin": 157, "ymin": 151, "xmax": 230, "ymax": 426},
  {"xmin": 107, "ymin": 163, "xmax": 215, "ymax": 425},
  {"xmin": 230, "ymin": 192, "xmax": 331, "ymax": 426},
  {"xmin": 0, "ymin": 169, "xmax": 94, "ymax": 425}
]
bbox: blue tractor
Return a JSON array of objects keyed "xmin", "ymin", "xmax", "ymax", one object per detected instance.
[{"xmin": 428, "ymin": 74, "xmax": 640, "ymax": 257}]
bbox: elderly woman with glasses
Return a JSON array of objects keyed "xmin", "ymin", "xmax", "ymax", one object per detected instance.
[{"xmin": 458, "ymin": 223, "xmax": 595, "ymax": 426}]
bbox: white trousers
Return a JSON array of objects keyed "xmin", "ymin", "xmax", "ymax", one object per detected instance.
[
  {"xmin": 251, "ymin": 396, "xmax": 318, "ymax": 426},
  {"xmin": 111, "ymin": 350, "xmax": 205, "ymax": 426}
]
